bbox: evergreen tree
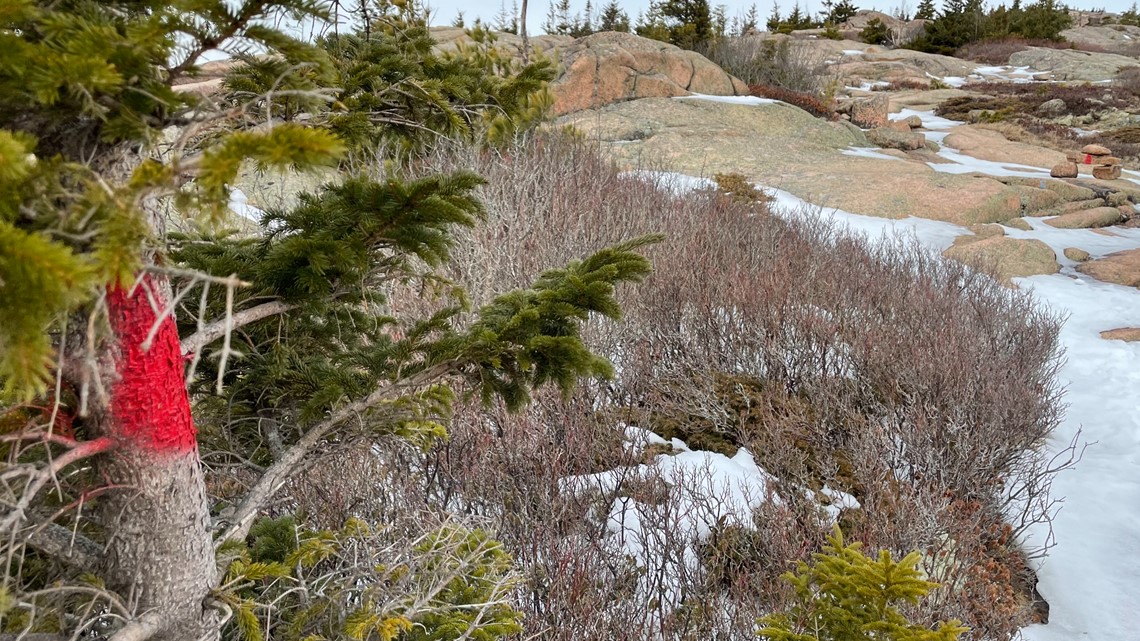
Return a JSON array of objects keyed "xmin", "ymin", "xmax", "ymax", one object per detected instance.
[
  {"xmin": 893, "ymin": 0, "xmax": 913, "ymax": 20},
  {"xmin": 915, "ymin": 0, "xmax": 937, "ymax": 20},
  {"xmin": 570, "ymin": 0, "xmax": 596, "ymax": 36},
  {"xmin": 661, "ymin": 0, "xmax": 714, "ymax": 49},
  {"xmin": 830, "ymin": 0, "xmax": 860, "ymax": 24},
  {"xmin": 757, "ymin": 528, "xmax": 968, "ymax": 641},
  {"xmin": 786, "ymin": 1, "xmax": 806, "ymax": 29},
  {"xmin": 713, "ymin": 3, "xmax": 730, "ymax": 38},
  {"xmin": 0, "ymin": 2, "xmax": 651, "ymax": 639},
  {"xmin": 1123, "ymin": 2, "xmax": 1140, "ymax": 26},
  {"xmin": 860, "ymin": 16, "xmax": 892, "ymax": 43},
  {"xmin": 543, "ymin": 0, "xmax": 574, "ymax": 33},
  {"xmin": 1010, "ymin": 0, "xmax": 1072, "ymax": 39},
  {"xmin": 636, "ymin": 2, "xmax": 673, "ymax": 41},
  {"xmin": 599, "ymin": 0, "xmax": 632, "ymax": 31},
  {"xmin": 740, "ymin": 3, "xmax": 761, "ymax": 33},
  {"xmin": 767, "ymin": 1, "xmax": 783, "ymax": 31},
  {"xmin": 494, "ymin": 0, "xmax": 521, "ymax": 33}
]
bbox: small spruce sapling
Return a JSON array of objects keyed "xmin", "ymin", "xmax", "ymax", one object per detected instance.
[{"xmin": 757, "ymin": 527, "xmax": 968, "ymax": 641}]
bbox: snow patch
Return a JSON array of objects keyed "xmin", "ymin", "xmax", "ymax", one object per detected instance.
[
  {"xmin": 677, "ymin": 94, "xmax": 779, "ymax": 106},
  {"xmin": 228, "ymin": 188, "xmax": 264, "ymax": 222},
  {"xmin": 842, "ymin": 146, "xmax": 905, "ymax": 161}
]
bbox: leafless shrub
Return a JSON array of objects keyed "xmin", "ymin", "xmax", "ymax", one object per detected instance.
[
  {"xmin": 699, "ymin": 35, "xmax": 833, "ymax": 95},
  {"xmin": 372, "ymin": 133, "xmax": 1069, "ymax": 639}
]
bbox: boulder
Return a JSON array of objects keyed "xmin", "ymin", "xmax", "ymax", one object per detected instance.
[
  {"xmin": 902, "ymin": 114, "xmax": 923, "ymax": 129},
  {"xmin": 886, "ymin": 120, "xmax": 912, "ymax": 133},
  {"xmin": 943, "ymin": 126, "xmax": 1067, "ymax": 169},
  {"xmin": 887, "ymin": 88, "xmax": 971, "ymax": 113},
  {"xmin": 1037, "ymin": 98, "xmax": 1068, "ymax": 117},
  {"xmin": 1082, "ymin": 143, "xmax": 1113, "ymax": 156},
  {"xmin": 1050, "ymin": 163, "xmax": 1078, "ymax": 178},
  {"xmin": 1064, "ymin": 247, "xmax": 1091, "ymax": 262},
  {"xmin": 866, "ymin": 127, "xmax": 926, "ymax": 150},
  {"xmin": 1044, "ymin": 206, "xmax": 1124, "ymax": 228},
  {"xmin": 1107, "ymin": 191, "xmax": 1135, "ymax": 206},
  {"xmin": 558, "ymin": 97, "xmax": 1034, "ymax": 225},
  {"xmin": 1063, "ymin": 24, "xmax": 1140, "ymax": 55},
  {"xmin": 1099, "ymin": 156, "xmax": 1122, "ymax": 166},
  {"xmin": 1008, "ymin": 47, "xmax": 1140, "ymax": 82},
  {"xmin": 550, "ymin": 32, "xmax": 748, "ymax": 115},
  {"xmin": 1031, "ymin": 198, "xmax": 1106, "ymax": 217},
  {"xmin": 846, "ymin": 94, "xmax": 890, "ymax": 129},
  {"xmin": 993, "ymin": 176, "xmax": 1097, "ymax": 202},
  {"xmin": 1078, "ymin": 248, "xmax": 1140, "ymax": 287},
  {"xmin": 943, "ymin": 235, "xmax": 1061, "ymax": 284},
  {"xmin": 1066, "ymin": 150, "xmax": 1082, "ymax": 163},
  {"xmin": 1093, "ymin": 165, "xmax": 1123, "ymax": 180}
]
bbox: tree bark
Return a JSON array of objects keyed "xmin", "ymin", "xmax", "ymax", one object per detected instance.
[
  {"xmin": 520, "ymin": 0, "xmax": 530, "ymax": 63},
  {"xmin": 96, "ymin": 276, "xmax": 218, "ymax": 641}
]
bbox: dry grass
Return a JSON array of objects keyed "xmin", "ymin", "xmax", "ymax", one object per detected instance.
[
  {"xmin": 955, "ymin": 37, "xmax": 1107, "ymax": 65},
  {"xmin": 956, "ymin": 80, "xmax": 1140, "ymax": 117},
  {"xmin": 749, "ymin": 83, "xmax": 837, "ymax": 119}
]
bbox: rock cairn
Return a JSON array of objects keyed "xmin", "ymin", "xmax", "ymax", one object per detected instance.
[{"xmin": 1056, "ymin": 144, "xmax": 1122, "ymax": 180}]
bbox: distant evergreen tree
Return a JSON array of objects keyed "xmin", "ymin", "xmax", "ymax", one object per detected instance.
[
  {"xmin": 570, "ymin": 0, "xmax": 596, "ymax": 36},
  {"xmin": 543, "ymin": 0, "xmax": 574, "ymax": 33},
  {"xmin": 771, "ymin": 0, "xmax": 818, "ymax": 32},
  {"xmin": 636, "ymin": 2, "xmax": 672, "ymax": 41},
  {"xmin": 785, "ymin": 1, "xmax": 806, "ymax": 30},
  {"xmin": 860, "ymin": 16, "xmax": 892, "ymax": 43},
  {"xmin": 767, "ymin": 1, "xmax": 783, "ymax": 31},
  {"xmin": 494, "ymin": 0, "xmax": 520, "ymax": 33},
  {"xmin": 713, "ymin": 3, "xmax": 730, "ymax": 38},
  {"xmin": 1010, "ymin": 0, "xmax": 1072, "ymax": 39},
  {"xmin": 821, "ymin": 0, "xmax": 859, "ymax": 25},
  {"xmin": 453, "ymin": 10, "xmax": 467, "ymax": 26},
  {"xmin": 915, "ymin": 0, "xmax": 937, "ymax": 20},
  {"xmin": 1123, "ymin": 2, "xmax": 1140, "ymax": 26},
  {"xmin": 661, "ymin": 0, "xmax": 714, "ymax": 49},
  {"xmin": 599, "ymin": 0, "xmax": 632, "ymax": 30},
  {"xmin": 740, "ymin": 3, "xmax": 761, "ymax": 33},
  {"xmin": 893, "ymin": 0, "xmax": 913, "ymax": 21}
]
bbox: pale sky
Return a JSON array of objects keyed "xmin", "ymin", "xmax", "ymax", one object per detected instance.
[{"xmin": 421, "ymin": 0, "xmax": 1137, "ymax": 35}]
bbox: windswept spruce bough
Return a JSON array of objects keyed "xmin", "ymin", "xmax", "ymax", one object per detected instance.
[{"xmin": 1, "ymin": 2, "xmax": 1070, "ymax": 641}]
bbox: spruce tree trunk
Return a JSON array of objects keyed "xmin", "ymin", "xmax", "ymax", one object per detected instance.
[
  {"xmin": 96, "ymin": 276, "xmax": 218, "ymax": 641},
  {"xmin": 520, "ymin": 0, "xmax": 530, "ymax": 62}
]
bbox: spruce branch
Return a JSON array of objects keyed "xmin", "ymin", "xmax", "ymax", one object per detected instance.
[{"xmin": 181, "ymin": 300, "xmax": 296, "ymax": 357}]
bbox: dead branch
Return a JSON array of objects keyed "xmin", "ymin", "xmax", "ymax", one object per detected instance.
[{"xmin": 216, "ymin": 362, "xmax": 454, "ymax": 545}]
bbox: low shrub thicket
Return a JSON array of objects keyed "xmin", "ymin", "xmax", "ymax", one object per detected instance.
[
  {"xmin": 939, "ymin": 81, "xmax": 1140, "ymax": 121},
  {"xmin": 356, "ymin": 134, "xmax": 1067, "ymax": 640},
  {"xmin": 955, "ymin": 37, "xmax": 1109, "ymax": 64},
  {"xmin": 700, "ymin": 36, "xmax": 833, "ymax": 96},
  {"xmin": 749, "ymin": 84, "xmax": 837, "ymax": 119}
]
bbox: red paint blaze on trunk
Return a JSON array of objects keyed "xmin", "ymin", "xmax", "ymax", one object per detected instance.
[{"xmin": 107, "ymin": 275, "xmax": 197, "ymax": 455}]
